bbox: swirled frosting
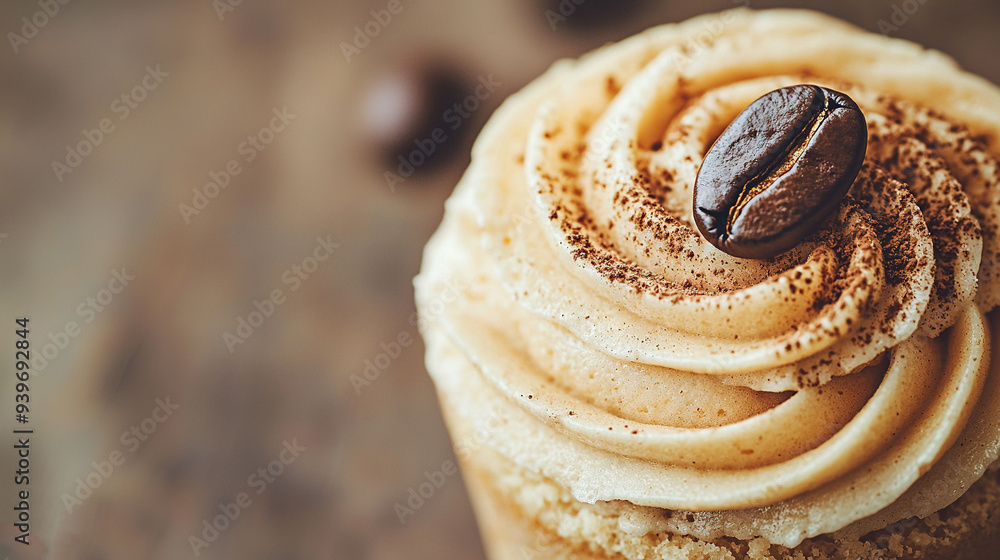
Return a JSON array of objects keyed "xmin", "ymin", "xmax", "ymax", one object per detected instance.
[{"xmin": 416, "ymin": 9, "xmax": 1000, "ymax": 547}]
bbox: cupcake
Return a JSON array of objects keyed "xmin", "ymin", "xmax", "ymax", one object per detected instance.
[{"xmin": 415, "ymin": 9, "xmax": 1000, "ymax": 559}]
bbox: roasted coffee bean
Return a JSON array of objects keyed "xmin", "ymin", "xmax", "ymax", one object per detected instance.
[{"xmin": 693, "ymin": 85, "xmax": 867, "ymax": 259}]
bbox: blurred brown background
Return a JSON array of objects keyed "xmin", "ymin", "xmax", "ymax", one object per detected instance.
[{"xmin": 0, "ymin": 0, "xmax": 996, "ymax": 559}]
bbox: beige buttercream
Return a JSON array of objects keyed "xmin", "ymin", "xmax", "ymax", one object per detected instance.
[{"xmin": 416, "ymin": 8, "xmax": 1000, "ymax": 548}]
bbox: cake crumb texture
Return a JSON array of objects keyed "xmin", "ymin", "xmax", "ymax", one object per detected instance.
[{"xmin": 461, "ymin": 444, "xmax": 1000, "ymax": 560}]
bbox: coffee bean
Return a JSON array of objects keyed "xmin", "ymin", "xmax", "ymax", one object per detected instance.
[
  {"xmin": 693, "ymin": 85, "xmax": 867, "ymax": 259},
  {"xmin": 359, "ymin": 63, "xmax": 470, "ymax": 176}
]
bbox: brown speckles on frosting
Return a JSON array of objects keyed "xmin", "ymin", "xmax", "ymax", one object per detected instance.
[{"xmin": 520, "ymin": 72, "xmax": 977, "ymax": 387}]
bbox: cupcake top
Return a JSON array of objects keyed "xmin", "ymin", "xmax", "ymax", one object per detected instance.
[{"xmin": 416, "ymin": 8, "xmax": 1000, "ymax": 547}]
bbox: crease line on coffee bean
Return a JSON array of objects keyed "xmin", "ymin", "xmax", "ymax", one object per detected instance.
[
  {"xmin": 726, "ymin": 87, "xmax": 832, "ymax": 238},
  {"xmin": 693, "ymin": 84, "xmax": 868, "ymax": 260}
]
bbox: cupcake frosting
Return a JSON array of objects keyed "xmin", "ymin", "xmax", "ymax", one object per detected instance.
[{"xmin": 416, "ymin": 9, "xmax": 1000, "ymax": 547}]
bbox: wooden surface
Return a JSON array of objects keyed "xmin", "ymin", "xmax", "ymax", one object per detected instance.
[{"xmin": 0, "ymin": 1, "xmax": 996, "ymax": 559}]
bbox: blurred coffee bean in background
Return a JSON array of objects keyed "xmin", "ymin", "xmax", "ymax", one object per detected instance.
[{"xmin": 360, "ymin": 62, "xmax": 473, "ymax": 182}]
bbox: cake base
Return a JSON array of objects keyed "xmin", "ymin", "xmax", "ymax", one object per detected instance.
[{"xmin": 456, "ymin": 435, "xmax": 1000, "ymax": 560}]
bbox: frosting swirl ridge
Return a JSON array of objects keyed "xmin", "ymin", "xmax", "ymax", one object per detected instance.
[{"xmin": 416, "ymin": 9, "xmax": 1000, "ymax": 547}]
